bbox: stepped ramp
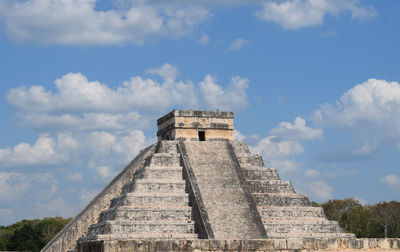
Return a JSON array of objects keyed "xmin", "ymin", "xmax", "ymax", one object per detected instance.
[
  {"xmin": 41, "ymin": 144, "xmax": 156, "ymax": 252},
  {"xmin": 181, "ymin": 141, "xmax": 265, "ymax": 239},
  {"xmin": 81, "ymin": 141, "xmax": 198, "ymax": 241},
  {"xmin": 231, "ymin": 141, "xmax": 355, "ymax": 239}
]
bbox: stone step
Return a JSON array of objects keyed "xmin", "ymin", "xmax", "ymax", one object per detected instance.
[
  {"xmin": 258, "ymin": 206, "xmax": 326, "ymax": 218},
  {"xmin": 253, "ymin": 193, "xmax": 310, "ymax": 206},
  {"xmin": 241, "ymin": 167, "xmax": 280, "ymax": 180},
  {"xmin": 246, "ymin": 180, "xmax": 295, "ymax": 193},
  {"xmin": 157, "ymin": 141, "xmax": 179, "ymax": 153},
  {"xmin": 236, "ymin": 155, "xmax": 265, "ymax": 166},
  {"xmin": 141, "ymin": 166, "xmax": 183, "ymax": 179},
  {"xmin": 88, "ymin": 232, "xmax": 198, "ymax": 240},
  {"xmin": 231, "ymin": 142, "xmax": 251, "ymax": 154},
  {"xmin": 263, "ymin": 222, "xmax": 343, "ymax": 234},
  {"xmin": 266, "ymin": 232, "xmax": 355, "ymax": 239},
  {"xmin": 98, "ymin": 206, "xmax": 192, "ymax": 222},
  {"xmin": 110, "ymin": 192, "xmax": 189, "ymax": 207},
  {"xmin": 122, "ymin": 179, "xmax": 186, "ymax": 193},
  {"xmin": 88, "ymin": 220, "xmax": 195, "ymax": 235},
  {"xmin": 149, "ymin": 153, "xmax": 181, "ymax": 166},
  {"xmin": 262, "ymin": 218, "xmax": 334, "ymax": 224}
]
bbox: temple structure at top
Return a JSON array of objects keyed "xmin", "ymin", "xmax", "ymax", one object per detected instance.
[{"xmin": 156, "ymin": 110, "xmax": 234, "ymax": 141}]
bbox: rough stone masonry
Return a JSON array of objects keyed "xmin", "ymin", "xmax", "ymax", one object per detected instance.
[{"xmin": 42, "ymin": 110, "xmax": 400, "ymax": 252}]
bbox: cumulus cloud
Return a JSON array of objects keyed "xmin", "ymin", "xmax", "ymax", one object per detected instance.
[
  {"xmin": 199, "ymin": 75, "xmax": 248, "ymax": 111},
  {"xmin": 0, "ymin": 171, "xmax": 60, "ymax": 223},
  {"xmin": 198, "ymin": 33, "xmax": 210, "ymax": 45},
  {"xmin": 67, "ymin": 172, "xmax": 83, "ymax": 181},
  {"xmin": 307, "ymin": 180, "xmax": 333, "ymax": 201},
  {"xmin": 311, "ymin": 79, "xmax": 400, "ymax": 161},
  {"xmin": 380, "ymin": 174, "xmax": 400, "ymax": 190},
  {"xmin": 305, "ymin": 169, "xmax": 320, "ymax": 177},
  {"xmin": 256, "ymin": 0, "xmax": 376, "ymax": 30},
  {"xmin": 229, "ymin": 38, "xmax": 249, "ymax": 51},
  {"xmin": 6, "ymin": 65, "xmax": 249, "ymax": 132},
  {"xmin": 0, "ymin": 0, "xmax": 211, "ymax": 45},
  {"xmin": 249, "ymin": 117, "xmax": 322, "ymax": 174},
  {"xmin": 146, "ymin": 63, "xmax": 180, "ymax": 82},
  {"xmin": 80, "ymin": 188, "xmax": 99, "ymax": 205},
  {"xmin": 269, "ymin": 117, "xmax": 323, "ymax": 140},
  {"xmin": 0, "ymin": 133, "xmax": 79, "ymax": 167}
]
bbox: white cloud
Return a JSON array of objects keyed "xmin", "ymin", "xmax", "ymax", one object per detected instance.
[
  {"xmin": 233, "ymin": 129, "xmax": 246, "ymax": 141},
  {"xmin": 250, "ymin": 136, "xmax": 304, "ymax": 174},
  {"xmin": 146, "ymin": 63, "xmax": 180, "ymax": 82},
  {"xmin": 0, "ymin": 0, "xmax": 211, "ymax": 45},
  {"xmin": 34, "ymin": 197, "xmax": 76, "ymax": 218},
  {"xmin": 198, "ymin": 33, "xmax": 210, "ymax": 45},
  {"xmin": 0, "ymin": 171, "xmax": 67, "ymax": 224},
  {"xmin": 80, "ymin": 188, "xmax": 99, "ymax": 205},
  {"xmin": 249, "ymin": 116, "xmax": 323, "ymax": 175},
  {"xmin": 305, "ymin": 169, "xmax": 320, "ymax": 177},
  {"xmin": 307, "ymin": 180, "xmax": 333, "ymax": 201},
  {"xmin": 380, "ymin": 174, "xmax": 400, "ymax": 189},
  {"xmin": 312, "ymin": 79, "xmax": 400, "ymax": 127},
  {"xmin": 269, "ymin": 117, "xmax": 323, "ymax": 140},
  {"xmin": 7, "ymin": 66, "xmax": 249, "ymax": 132},
  {"xmin": 199, "ymin": 75, "xmax": 248, "ymax": 111},
  {"xmin": 0, "ymin": 133, "xmax": 79, "ymax": 167},
  {"xmin": 311, "ymin": 79, "xmax": 400, "ymax": 160},
  {"xmin": 229, "ymin": 38, "xmax": 249, "ymax": 51},
  {"xmin": 93, "ymin": 166, "xmax": 116, "ymax": 180},
  {"xmin": 67, "ymin": 172, "xmax": 83, "ymax": 181},
  {"xmin": 256, "ymin": 0, "xmax": 376, "ymax": 30}
]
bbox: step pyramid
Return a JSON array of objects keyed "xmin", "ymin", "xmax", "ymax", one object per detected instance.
[{"xmin": 42, "ymin": 110, "xmax": 355, "ymax": 252}]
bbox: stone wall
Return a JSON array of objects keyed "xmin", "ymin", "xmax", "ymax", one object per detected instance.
[
  {"xmin": 157, "ymin": 110, "xmax": 234, "ymax": 141},
  {"xmin": 41, "ymin": 144, "xmax": 156, "ymax": 252},
  {"xmin": 78, "ymin": 238, "xmax": 400, "ymax": 251}
]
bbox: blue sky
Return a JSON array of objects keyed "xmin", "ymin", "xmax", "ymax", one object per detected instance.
[{"xmin": 0, "ymin": 0, "xmax": 400, "ymax": 225}]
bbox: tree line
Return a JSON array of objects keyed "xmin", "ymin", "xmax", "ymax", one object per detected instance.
[
  {"xmin": 0, "ymin": 199, "xmax": 399, "ymax": 251},
  {"xmin": 316, "ymin": 198, "xmax": 400, "ymax": 238},
  {"xmin": 0, "ymin": 217, "xmax": 71, "ymax": 252}
]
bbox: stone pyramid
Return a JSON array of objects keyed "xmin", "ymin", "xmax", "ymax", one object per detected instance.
[{"xmin": 42, "ymin": 110, "xmax": 354, "ymax": 252}]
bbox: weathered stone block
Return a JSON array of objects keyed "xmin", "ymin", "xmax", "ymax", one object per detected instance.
[
  {"xmin": 316, "ymin": 238, "xmax": 328, "ymax": 249},
  {"xmin": 287, "ymin": 238, "xmax": 302, "ymax": 249},
  {"xmin": 225, "ymin": 240, "xmax": 241, "ymax": 251},
  {"xmin": 377, "ymin": 238, "xmax": 390, "ymax": 249},
  {"xmin": 368, "ymin": 238, "xmax": 377, "ymax": 249},
  {"xmin": 274, "ymin": 239, "xmax": 287, "ymax": 249}
]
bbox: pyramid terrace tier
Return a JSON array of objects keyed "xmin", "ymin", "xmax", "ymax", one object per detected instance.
[
  {"xmin": 246, "ymin": 180, "xmax": 295, "ymax": 193},
  {"xmin": 241, "ymin": 167, "xmax": 280, "ymax": 180},
  {"xmin": 87, "ymin": 220, "xmax": 195, "ymax": 236},
  {"xmin": 137, "ymin": 166, "xmax": 184, "ymax": 180},
  {"xmin": 257, "ymin": 206, "xmax": 326, "ymax": 218},
  {"xmin": 109, "ymin": 192, "xmax": 190, "ymax": 208},
  {"xmin": 121, "ymin": 179, "xmax": 187, "ymax": 194},
  {"xmin": 252, "ymin": 193, "xmax": 311, "ymax": 206},
  {"xmin": 148, "ymin": 153, "xmax": 181, "ymax": 166},
  {"xmin": 98, "ymin": 205, "xmax": 193, "ymax": 222}
]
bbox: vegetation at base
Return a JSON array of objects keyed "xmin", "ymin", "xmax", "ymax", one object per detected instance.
[
  {"xmin": 0, "ymin": 200, "xmax": 399, "ymax": 251},
  {"xmin": 0, "ymin": 216, "xmax": 71, "ymax": 252},
  {"xmin": 317, "ymin": 198, "xmax": 400, "ymax": 238}
]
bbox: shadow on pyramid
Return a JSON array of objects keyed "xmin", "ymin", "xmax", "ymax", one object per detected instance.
[{"xmin": 42, "ymin": 110, "xmax": 356, "ymax": 252}]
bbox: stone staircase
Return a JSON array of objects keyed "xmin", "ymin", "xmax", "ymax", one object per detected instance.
[
  {"xmin": 84, "ymin": 141, "xmax": 198, "ymax": 240},
  {"xmin": 183, "ymin": 141, "xmax": 263, "ymax": 239},
  {"xmin": 231, "ymin": 141, "xmax": 355, "ymax": 239}
]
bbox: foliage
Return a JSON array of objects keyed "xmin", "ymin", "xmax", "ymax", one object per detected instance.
[
  {"xmin": 321, "ymin": 198, "xmax": 400, "ymax": 238},
  {"xmin": 0, "ymin": 216, "xmax": 71, "ymax": 252}
]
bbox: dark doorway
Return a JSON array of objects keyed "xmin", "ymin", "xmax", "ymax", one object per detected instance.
[{"xmin": 198, "ymin": 131, "xmax": 205, "ymax": 141}]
